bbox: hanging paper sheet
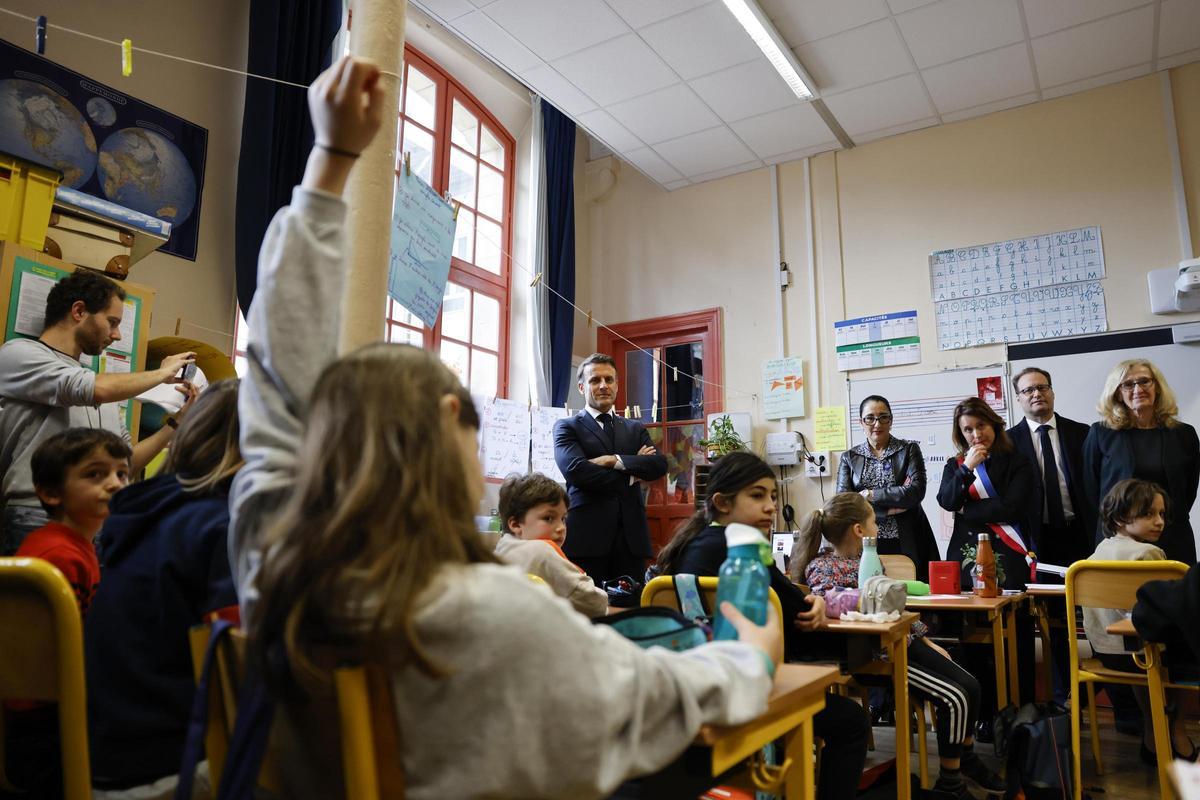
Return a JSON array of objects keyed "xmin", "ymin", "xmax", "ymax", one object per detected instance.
[{"xmin": 387, "ymin": 168, "xmax": 456, "ymax": 328}]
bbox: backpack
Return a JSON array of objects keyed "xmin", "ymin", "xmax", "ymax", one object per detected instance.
[
  {"xmin": 858, "ymin": 575, "xmax": 907, "ymax": 614},
  {"xmin": 993, "ymin": 702, "xmax": 1073, "ymax": 800}
]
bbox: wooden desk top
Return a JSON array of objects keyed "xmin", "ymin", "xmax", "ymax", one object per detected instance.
[
  {"xmin": 1106, "ymin": 618, "xmax": 1137, "ymax": 637},
  {"xmin": 697, "ymin": 663, "xmax": 840, "ymax": 745},
  {"xmin": 1024, "ymin": 585, "xmax": 1067, "ymax": 597},
  {"xmin": 906, "ymin": 593, "xmax": 1018, "ymax": 611},
  {"xmin": 824, "ymin": 611, "xmax": 920, "ymax": 639}
]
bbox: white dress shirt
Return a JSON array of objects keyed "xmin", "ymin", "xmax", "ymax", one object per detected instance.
[
  {"xmin": 585, "ymin": 405, "xmax": 633, "ymax": 482},
  {"xmin": 1025, "ymin": 413, "xmax": 1076, "ymax": 523}
]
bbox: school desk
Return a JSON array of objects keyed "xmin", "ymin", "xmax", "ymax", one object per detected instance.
[
  {"xmin": 822, "ymin": 611, "xmax": 921, "ymax": 800},
  {"xmin": 904, "ymin": 593, "xmax": 1022, "ymax": 707},
  {"xmin": 698, "ymin": 663, "xmax": 841, "ymax": 800},
  {"xmin": 1024, "ymin": 584, "xmax": 1067, "ymax": 702}
]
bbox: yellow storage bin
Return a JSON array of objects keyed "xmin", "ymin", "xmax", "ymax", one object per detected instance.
[{"xmin": 0, "ymin": 153, "xmax": 61, "ymax": 250}]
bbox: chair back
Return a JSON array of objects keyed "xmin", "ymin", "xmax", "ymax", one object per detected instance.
[
  {"xmin": 0, "ymin": 557, "xmax": 90, "ymax": 799},
  {"xmin": 333, "ymin": 664, "xmax": 405, "ymax": 799},
  {"xmin": 1065, "ymin": 560, "xmax": 1188, "ymax": 611},
  {"xmin": 880, "ymin": 555, "xmax": 917, "ymax": 581},
  {"xmin": 641, "ymin": 574, "xmax": 784, "ymax": 622}
]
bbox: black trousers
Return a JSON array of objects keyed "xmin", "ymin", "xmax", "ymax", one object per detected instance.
[
  {"xmin": 908, "ymin": 638, "xmax": 981, "ymax": 759},
  {"xmin": 573, "ymin": 523, "xmax": 648, "ymax": 587}
]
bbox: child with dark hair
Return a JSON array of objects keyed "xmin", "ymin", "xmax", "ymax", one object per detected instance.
[
  {"xmin": 495, "ymin": 472, "xmax": 609, "ymax": 617},
  {"xmin": 1083, "ymin": 479, "xmax": 1196, "ymax": 761}
]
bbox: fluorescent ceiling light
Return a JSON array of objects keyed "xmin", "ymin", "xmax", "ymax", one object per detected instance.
[{"xmin": 721, "ymin": 0, "xmax": 816, "ymax": 100}]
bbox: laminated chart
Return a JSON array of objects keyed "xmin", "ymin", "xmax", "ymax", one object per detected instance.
[
  {"xmin": 929, "ymin": 226, "xmax": 1107, "ymax": 350},
  {"xmin": 835, "ymin": 310, "xmax": 921, "ymax": 371}
]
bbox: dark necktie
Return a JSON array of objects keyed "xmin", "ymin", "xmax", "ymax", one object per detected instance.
[
  {"xmin": 1037, "ymin": 424, "xmax": 1066, "ymax": 529},
  {"xmin": 597, "ymin": 412, "xmax": 616, "ymax": 451}
]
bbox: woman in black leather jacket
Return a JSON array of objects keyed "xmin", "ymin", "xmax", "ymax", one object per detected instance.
[{"xmin": 837, "ymin": 395, "xmax": 940, "ymax": 580}]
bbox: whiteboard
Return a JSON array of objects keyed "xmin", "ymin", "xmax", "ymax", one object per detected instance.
[
  {"xmin": 847, "ymin": 366, "xmax": 1012, "ymax": 558},
  {"xmin": 1008, "ymin": 326, "xmax": 1200, "ymax": 555}
]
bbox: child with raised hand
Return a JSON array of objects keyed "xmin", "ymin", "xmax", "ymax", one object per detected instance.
[
  {"xmin": 1083, "ymin": 479, "xmax": 1196, "ymax": 762},
  {"xmin": 654, "ymin": 451, "xmax": 869, "ymax": 800},
  {"xmin": 495, "ymin": 472, "xmax": 609, "ymax": 617},
  {"xmin": 793, "ymin": 492, "xmax": 1005, "ymax": 800},
  {"xmin": 232, "ymin": 55, "xmax": 782, "ymax": 800}
]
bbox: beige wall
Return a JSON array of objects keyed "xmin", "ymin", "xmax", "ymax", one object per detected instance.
[
  {"xmin": 0, "ymin": 1, "xmax": 249, "ymax": 348},
  {"xmin": 582, "ymin": 62, "xmax": 1200, "ymax": 514}
]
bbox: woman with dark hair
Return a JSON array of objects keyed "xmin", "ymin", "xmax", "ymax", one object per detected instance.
[
  {"xmin": 837, "ymin": 394, "xmax": 939, "ymax": 580},
  {"xmin": 937, "ymin": 397, "xmax": 1038, "ymax": 591}
]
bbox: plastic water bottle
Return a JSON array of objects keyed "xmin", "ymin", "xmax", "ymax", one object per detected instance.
[
  {"xmin": 858, "ymin": 536, "xmax": 883, "ymax": 589},
  {"xmin": 712, "ymin": 523, "xmax": 771, "ymax": 641}
]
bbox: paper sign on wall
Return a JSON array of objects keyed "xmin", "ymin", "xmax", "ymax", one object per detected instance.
[
  {"xmin": 762, "ymin": 357, "xmax": 805, "ymax": 420},
  {"xmin": 387, "ymin": 169, "xmax": 457, "ymax": 328},
  {"xmin": 813, "ymin": 406, "xmax": 848, "ymax": 452},
  {"xmin": 480, "ymin": 398, "xmax": 531, "ymax": 480},
  {"xmin": 835, "ymin": 311, "xmax": 921, "ymax": 371},
  {"xmin": 531, "ymin": 406, "xmax": 568, "ymax": 483}
]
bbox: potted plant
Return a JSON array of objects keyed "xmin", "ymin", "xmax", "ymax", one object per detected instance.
[{"xmin": 694, "ymin": 415, "xmax": 749, "ymax": 509}]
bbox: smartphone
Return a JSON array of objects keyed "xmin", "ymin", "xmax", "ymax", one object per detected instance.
[{"xmin": 179, "ymin": 363, "xmax": 197, "ymax": 382}]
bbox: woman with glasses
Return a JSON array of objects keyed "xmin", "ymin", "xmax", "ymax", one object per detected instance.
[
  {"xmin": 1083, "ymin": 359, "xmax": 1199, "ymax": 563},
  {"xmin": 837, "ymin": 395, "xmax": 939, "ymax": 580}
]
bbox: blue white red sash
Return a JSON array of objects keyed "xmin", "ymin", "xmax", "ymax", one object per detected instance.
[{"xmin": 964, "ymin": 459, "xmax": 1038, "ymax": 581}]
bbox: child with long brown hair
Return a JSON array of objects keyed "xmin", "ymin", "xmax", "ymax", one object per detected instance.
[
  {"xmin": 232, "ymin": 56, "xmax": 781, "ymax": 800},
  {"xmin": 794, "ymin": 492, "xmax": 1004, "ymax": 800}
]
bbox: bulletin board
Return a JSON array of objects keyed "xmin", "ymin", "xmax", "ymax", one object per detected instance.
[{"xmin": 0, "ymin": 242, "xmax": 155, "ymax": 439}]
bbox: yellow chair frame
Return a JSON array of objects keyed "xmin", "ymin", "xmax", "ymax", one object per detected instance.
[
  {"xmin": 1064, "ymin": 559, "xmax": 1193, "ymax": 800},
  {"xmin": 641, "ymin": 575, "xmax": 783, "ymax": 623},
  {"xmin": 0, "ymin": 557, "xmax": 90, "ymax": 800}
]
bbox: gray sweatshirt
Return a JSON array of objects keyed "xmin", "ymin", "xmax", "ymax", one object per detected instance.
[{"xmin": 229, "ymin": 187, "xmax": 773, "ymax": 799}]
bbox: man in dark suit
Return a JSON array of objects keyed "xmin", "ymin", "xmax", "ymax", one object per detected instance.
[
  {"xmin": 1008, "ymin": 366, "xmax": 1093, "ymax": 708},
  {"xmin": 553, "ymin": 353, "xmax": 668, "ymax": 586}
]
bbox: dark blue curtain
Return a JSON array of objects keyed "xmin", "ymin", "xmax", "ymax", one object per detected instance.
[
  {"xmin": 542, "ymin": 102, "xmax": 577, "ymax": 407},
  {"xmin": 234, "ymin": 0, "xmax": 342, "ymax": 316}
]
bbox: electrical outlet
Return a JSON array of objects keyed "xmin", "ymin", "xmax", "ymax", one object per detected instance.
[{"xmin": 804, "ymin": 451, "xmax": 829, "ymax": 478}]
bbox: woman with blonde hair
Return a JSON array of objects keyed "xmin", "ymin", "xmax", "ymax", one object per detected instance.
[{"xmin": 1083, "ymin": 359, "xmax": 1199, "ymax": 563}]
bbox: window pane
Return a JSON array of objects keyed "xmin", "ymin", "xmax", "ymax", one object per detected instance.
[
  {"xmin": 624, "ymin": 348, "xmax": 660, "ymax": 423},
  {"xmin": 472, "ymin": 292, "xmax": 500, "ymax": 350},
  {"xmin": 441, "ymin": 282, "xmax": 470, "ymax": 341},
  {"xmin": 453, "ymin": 207, "xmax": 475, "ymax": 263},
  {"xmin": 440, "ymin": 339, "xmax": 470, "ymax": 384},
  {"xmin": 388, "ymin": 325, "xmax": 423, "ymax": 346},
  {"xmin": 480, "ymin": 126, "xmax": 504, "ymax": 169},
  {"xmin": 665, "ymin": 424, "xmax": 704, "ymax": 504},
  {"xmin": 470, "ymin": 349, "xmax": 497, "ymax": 396},
  {"xmin": 235, "ymin": 309, "xmax": 248, "ymax": 351},
  {"xmin": 388, "ymin": 299, "xmax": 424, "ymax": 328},
  {"xmin": 664, "ymin": 342, "xmax": 703, "ymax": 422},
  {"xmin": 475, "ymin": 216, "xmax": 502, "ymax": 274},
  {"xmin": 402, "ymin": 124, "xmax": 434, "ymax": 185},
  {"xmin": 234, "ymin": 355, "xmax": 249, "ymax": 378},
  {"xmin": 405, "ymin": 66, "xmax": 436, "ymax": 129},
  {"xmin": 451, "ymin": 100, "xmax": 478, "ymax": 154},
  {"xmin": 477, "ymin": 163, "xmax": 503, "ymax": 221},
  {"xmin": 449, "ymin": 148, "xmax": 477, "ymax": 207}
]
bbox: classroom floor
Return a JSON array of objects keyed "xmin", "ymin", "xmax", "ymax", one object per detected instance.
[{"xmin": 864, "ymin": 704, "xmax": 1198, "ymax": 799}]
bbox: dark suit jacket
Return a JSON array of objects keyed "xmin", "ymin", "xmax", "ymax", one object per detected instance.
[
  {"xmin": 553, "ymin": 411, "xmax": 668, "ymax": 559},
  {"xmin": 1008, "ymin": 414, "xmax": 1092, "ymax": 565}
]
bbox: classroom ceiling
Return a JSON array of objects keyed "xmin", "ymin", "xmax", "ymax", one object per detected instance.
[{"xmin": 413, "ymin": 0, "xmax": 1200, "ymax": 190}]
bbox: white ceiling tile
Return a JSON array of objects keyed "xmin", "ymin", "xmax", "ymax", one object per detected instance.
[
  {"xmin": 655, "ymin": 127, "xmax": 757, "ymax": 175},
  {"xmin": 622, "ymin": 147, "xmax": 684, "ymax": 183},
  {"xmin": 921, "ymin": 43, "xmax": 1035, "ymax": 113},
  {"xmin": 795, "ymin": 19, "xmax": 914, "ymax": 94},
  {"xmin": 690, "ymin": 59, "xmax": 799, "ymax": 121},
  {"xmin": 552, "ymin": 35, "xmax": 676, "ymax": 106},
  {"xmin": 606, "ymin": 0, "xmax": 710, "ymax": 29},
  {"xmin": 1033, "ymin": 5, "xmax": 1155, "ymax": 88},
  {"xmin": 639, "ymin": 3, "xmax": 763, "ymax": 79},
  {"xmin": 886, "ymin": 0, "xmax": 937, "ymax": 13},
  {"xmin": 607, "ymin": 84, "xmax": 721, "ymax": 143},
  {"xmin": 450, "ymin": 11, "xmax": 541, "ymax": 73},
  {"xmin": 415, "ymin": 0, "xmax": 475, "ymax": 21},
  {"xmin": 664, "ymin": 178, "xmax": 693, "ymax": 191},
  {"xmin": 941, "ymin": 92, "xmax": 1039, "ymax": 123},
  {"xmin": 1023, "ymin": 0, "xmax": 1150, "ymax": 37},
  {"xmin": 895, "ymin": 0, "xmax": 1024, "ymax": 68},
  {"xmin": 576, "ymin": 109, "xmax": 645, "ymax": 152},
  {"xmin": 519, "ymin": 65, "xmax": 597, "ymax": 115},
  {"xmin": 468, "ymin": 0, "xmax": 499, "ymax": 6},
  {"xmin": 689, "ymin": 160, "xmax": 765, "ymax": 184},
  {"xmin": 821, "ymin": 73, "xmax": 935, "ymax": 135},
  {"xmin": 1159, "ymin": 0, "xmax": 1200, "ymax": 59},
  {"xmin": 1041, "ymin": 63, "xmax": 1151, "ymax": 99},
  {"xmin": 485, "ymin": 0, "xmax": 627, "ymax": 62},
  {"xmin": 1159, "ymin": 47, "xmax": 1200, "ymax": 70},
  {"xmin": 764, "ymin": 0, "xmax": 890, "ymax": 46},
  {"xmin": 855, "ymin": 116, "xmax": 939, "ymax": 143},
  {"xmin": 729, "ymin": 103, "xmax": 834, "ymax": 157},
  {"xmin": 763, "ymin": 142, "xmax": 841, "ymax": 164}
]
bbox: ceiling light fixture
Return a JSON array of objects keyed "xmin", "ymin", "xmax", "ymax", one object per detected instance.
[{"xmin": 720, "ymin": 0, "xmax": 816, "ymax": 100}]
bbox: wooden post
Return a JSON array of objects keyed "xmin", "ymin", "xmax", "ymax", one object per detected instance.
[{"xmin": 339, "ymin": 0, "xmax": 405, "ymax": 352}]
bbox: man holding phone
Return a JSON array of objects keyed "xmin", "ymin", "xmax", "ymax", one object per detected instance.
[{"xmin": 0, "ymin": 269, "xmax": 198, "ymax": 553}]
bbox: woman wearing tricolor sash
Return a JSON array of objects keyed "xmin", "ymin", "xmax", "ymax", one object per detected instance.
[{"xmin": 937, "ymin": 397, "xmax": 1038, "ymax": 591}]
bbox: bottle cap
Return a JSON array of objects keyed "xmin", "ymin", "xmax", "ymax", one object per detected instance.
[
  {"xmin": 977, "ymin": 532, "xmax": 990, "ymax": 542},
  {"xmin": 863, "ymin": 537, "xmax": 877, "ymax": 547},
  {"xmin": 725, "ymin": 522, "xmax": 767, "ymax": 549}
]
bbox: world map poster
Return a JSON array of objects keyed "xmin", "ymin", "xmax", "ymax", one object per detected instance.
[{"xmin": 0, "ymin": 39, "xmax": 208, "ymax": 260}]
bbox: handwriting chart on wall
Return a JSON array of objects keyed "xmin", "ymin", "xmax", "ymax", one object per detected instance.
[
  {"xmin": 480, "ymin": 398, "xmax": 532, "ymax": 480},
  {"xmin": 929, "ymin": 226, "xmax": 1108, "ymax": 350}
]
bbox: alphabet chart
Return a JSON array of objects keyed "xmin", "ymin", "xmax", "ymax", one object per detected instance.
[{"xmin": 929, "ymin": 226, "xmax": 1108, "ymax": 350}]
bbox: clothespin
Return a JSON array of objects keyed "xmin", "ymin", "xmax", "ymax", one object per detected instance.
[
  {"xmin": 529, "ymin": 272, "xmax": 543, "ymax": 288},
  {"xmin": 623, "ymin": 405, "xmax": 631, "ymax": 419},
  {"xmin": 35, "ymin": 16, "xmax": 46, "ymax": 55},
  {"xmin": 174, "ymin": 317, "xmax": 181, "ymax": 336},
  {"xmin": 121, "ymin": 39, "xmax": 132, "ymax": 76},
  {"xmin": 634, "ymin": 404, "xmax": 642, "ymax": 419},
  {"xmin": 587, "ymin": 309, "xmax": 593, "ymax": 327},
  {"xmin": 651, "ymin": 402, "xmax": 658, "ymax": 420},
  {"xmin": 451, "ymin": 199, "xmax": 461, "ymax": 220},
  {"xmin": 673, "ymin": 365, "xmax": 679, "ymax": 381},
  {"xmin": 403, "ymin": 152, "xmax": 411, "ymax": 177}
]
